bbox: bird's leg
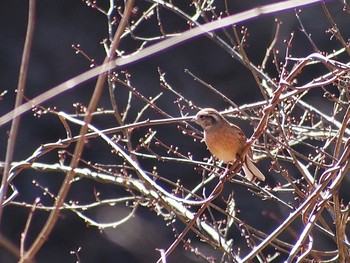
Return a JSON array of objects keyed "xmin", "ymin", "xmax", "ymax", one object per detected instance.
[
  {"xmin": 219, "ymin": 163, "xmax": 231, "ymax": 180},
  {"xmin": 226, "ymin": 158, "xmax": 244, "ymax": 180},
  {"xmin": 208, "ymin": 157, "xmax": 220, "ymax": 177}
]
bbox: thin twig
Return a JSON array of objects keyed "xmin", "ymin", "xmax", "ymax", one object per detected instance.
[
  {"xmin": 0, "ymin": 0, "xmax": 36, "ymax": 223},
  {"xmin": 20, "ymin": 198, "xmax": 40, "ymax": 257},
  {"xmin": 19, "ymin": 1, "xmax": 135, "ymax": 262},
  {"xmin": 0, "ymin": 0, "xmax": 325, "ymax": 126}
]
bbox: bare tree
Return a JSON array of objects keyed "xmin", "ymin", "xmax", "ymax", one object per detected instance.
[{"xmin": 1, "ymin": 0, "xmax": 350, "ymax": 262}]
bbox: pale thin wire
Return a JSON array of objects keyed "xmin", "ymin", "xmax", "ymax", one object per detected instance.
[{"xmin": 0, "ymin": 0, "xmax": 326, "ymax": 127}]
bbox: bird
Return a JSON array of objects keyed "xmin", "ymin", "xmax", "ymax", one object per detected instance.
[{"xmin": 194, "ymin": 108, "xmax": 265, "ymax": 181}]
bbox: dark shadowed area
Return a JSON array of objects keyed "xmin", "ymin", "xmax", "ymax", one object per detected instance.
[{"xmin": 1, "ymin": 0, "xmax": 349, "ymax": 262}]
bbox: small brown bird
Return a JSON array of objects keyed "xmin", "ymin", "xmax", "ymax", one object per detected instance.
[{"xmin": 194, "ymin": 108, "xmax": 265, "ymax": 181}]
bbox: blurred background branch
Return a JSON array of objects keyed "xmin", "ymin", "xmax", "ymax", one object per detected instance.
[{"xmin": 1, "ymin": 0, "xmax": 350, "ymax": 262}]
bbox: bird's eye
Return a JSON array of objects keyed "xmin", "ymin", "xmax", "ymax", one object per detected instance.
[{"xmin": 199, "ymin": 114, "xmax": 206, "ymax": 119}]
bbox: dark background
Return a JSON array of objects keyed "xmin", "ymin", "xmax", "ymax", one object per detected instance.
[{"xmin": 0, "ymin": 0, "xmax": 349, "ymax": 262}]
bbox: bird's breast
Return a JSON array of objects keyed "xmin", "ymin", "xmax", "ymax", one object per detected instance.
[{"xmin": 204, "ymin": 128, "xmax": 244, "ymax": 163}]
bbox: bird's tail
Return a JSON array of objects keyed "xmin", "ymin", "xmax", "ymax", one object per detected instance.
[{"xmin": 243, "ymin": 157, "xmax": 265, "ymax": 181}]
